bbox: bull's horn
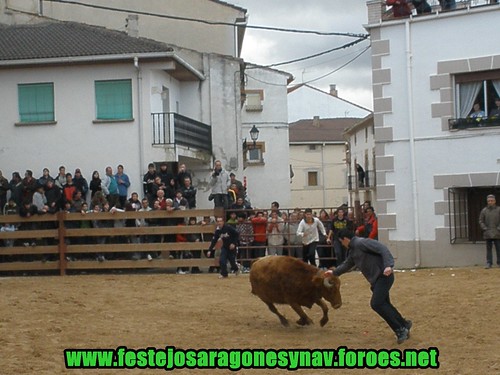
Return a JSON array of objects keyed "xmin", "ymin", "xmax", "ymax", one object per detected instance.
[{"xmin": 323, "ymin": 277, "xmax": 333, "ymax": 288}]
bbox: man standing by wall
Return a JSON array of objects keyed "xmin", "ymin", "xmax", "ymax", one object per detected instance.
[
  {"xmin": 115, "ymin": 164, "xmax": 131, "ymax": 209},
  {"xmin": 209, "ymin": 160, "xmax": 230, "ymax": 209},
  {"xmin": 479, "ymin": 194, "xmax": 500, "ymax": 269}
]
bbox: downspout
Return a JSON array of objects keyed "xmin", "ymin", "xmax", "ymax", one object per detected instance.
[
  {"xmin": 405, "ymin": 20, "xmax": 421, "ymax": 268},
  {"xmin": 321, "ymin": 143, "xmax": 326, "ymax": 207},
  {"xmin": 134, "ymin": 57, "xmax": 145, "ymax": 182}
]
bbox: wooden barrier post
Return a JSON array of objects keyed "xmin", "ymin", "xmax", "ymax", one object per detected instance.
[{"xmin": 57, "ymin": 211, "xmax": 67, "ymax": 276}]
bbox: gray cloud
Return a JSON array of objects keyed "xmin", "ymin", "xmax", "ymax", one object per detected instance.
[{"xmin": 234, "ymin": 0, "xmax": 373, "ymax": 109}]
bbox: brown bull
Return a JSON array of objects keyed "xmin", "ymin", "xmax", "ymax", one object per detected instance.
[{"xmin": 250, "ymin": 256, "xmax": 342, "ymax": 327}]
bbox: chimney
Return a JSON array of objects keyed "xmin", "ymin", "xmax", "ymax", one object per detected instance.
[
  {"xmin": 312, "ymin": 115, "xmax": 320, "ymax": 128},
  {"xmin": 126, "ymin": 14, "xmax": 139, "ymax": 37},
  {"xmin": 367, "ymin": 0, "xmax": 384, "ymax": 24},
  {"xmin": 329, "ymin": 84, "xmax": 338, "ymax": 97}
]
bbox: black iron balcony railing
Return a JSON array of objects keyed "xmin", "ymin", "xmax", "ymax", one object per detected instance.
[
  {"xmin": 151, "ymin": 112, "xmax": 212, "ymax": 153},
  {"xmin": 348, "ymin": 169, "xmax": 376, "ymax": 191},
  {"xmin": 448, "ymin": 117, "xmax": 500, "ymax": 131}
]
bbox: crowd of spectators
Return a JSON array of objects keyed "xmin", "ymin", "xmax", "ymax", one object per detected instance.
[{"xmin": 0, "ymin": 163, "xmax": 378, "ymax": 274}]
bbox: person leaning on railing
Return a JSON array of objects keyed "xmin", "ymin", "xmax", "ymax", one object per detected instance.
[{"xmin": 386, "ymin": 0, "xmax": 412, "ymax": 17}]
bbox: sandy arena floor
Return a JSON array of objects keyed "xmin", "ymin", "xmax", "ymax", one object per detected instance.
[{"xmin": 1, "ymin": 265, "xmax": 499, "ymax": 374}]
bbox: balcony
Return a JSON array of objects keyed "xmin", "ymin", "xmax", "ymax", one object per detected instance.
[
  {"xmin": 370, "ymin": 0, "xmax": 497, "ymax": 24},
  {"xmin": 151, "ymin": 112, "xmax": 212, "ymax": 153},
  {"xmin": 348, "ymin": 170, "xmax": 376, "ymax": 192},
  {"xmin": 448, "ymin": 117, "xmax": 500, "ymax": 131}
]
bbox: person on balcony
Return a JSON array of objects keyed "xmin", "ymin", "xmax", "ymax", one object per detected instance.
[
  {"xmin": 489, "ymin": 97, "xmax": 500, "ymax": 118},
  {"xmin": 469, "ymin": 103, "xmax": 486, "ymax": 120},
  {"xmin": 411, "ymin": 0, "xmax": 431, "ymax": 14},
  {"xmin": 356, "ymin": 163, "xmax": 366, "ymax": 188},
  {"xmin": 439, "ymin": 0, "xmax": 456, "ymax": 10},
  {"xmin": 386, "ymin": 0, "xmax": 412, "ymax": 18}
]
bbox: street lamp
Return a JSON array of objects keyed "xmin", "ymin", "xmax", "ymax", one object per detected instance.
[
  {"xmin": 249, "ymin": 125, "xmax": 259, "ymax": 147},
  {"xmin": 243, "ymin": 125, "xmax": 260, "ymax": 150}
]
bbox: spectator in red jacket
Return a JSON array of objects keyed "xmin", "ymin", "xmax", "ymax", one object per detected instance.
[
  {"xmin": 356, "ymin": 206, "xmax": 378, "ymax": 240},
  {"xmin": 251, "ymin": 211, "xmax": 268, "ymax": 258},
  {"xmin": 386, "ymin": 0, "xmax": 412, "ymax": 17}
]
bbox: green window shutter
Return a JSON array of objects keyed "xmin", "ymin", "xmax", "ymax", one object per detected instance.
[
  {"xmin": 18, "ymin": 83, "xmax": 55, "ymax": 123},
  {"xmin": 95, "ymin": 79, "xmax": 132, "ymax": 120}
]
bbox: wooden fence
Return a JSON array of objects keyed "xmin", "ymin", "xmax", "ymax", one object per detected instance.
[
  {"xmin": 0, "ymin": 208, "xmax": 339, "ymax": 276},
  {"xmin": 0, "ymin": 209, "xmax": 224, "ymax": 275}
]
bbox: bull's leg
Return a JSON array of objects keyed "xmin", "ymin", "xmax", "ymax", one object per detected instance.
[
  {"xmin": 316, "ymin": 299, "xmax": 329, "ymax": 327},
  {"xmin": 265, "ymin": 302, "xmax": 289, "ymax": 327},
  {"xmin": 290, "ymin": 303, "xmax": 313, "ymax": 326}
]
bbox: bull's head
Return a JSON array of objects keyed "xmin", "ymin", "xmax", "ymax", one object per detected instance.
[{"xmin": 321, "ymin": 271, "xmax": 342, "ymax": 309}]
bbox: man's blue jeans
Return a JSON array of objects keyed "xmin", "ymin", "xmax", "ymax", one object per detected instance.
[
  {"xmin": 370, "ymin": 273, "xmax": 407, "ymax": 332},
  {"xmin": 486, "ymin": 239, "xmax": 500, "ymax": 266},
  {"xmin": 219, "ymin": 246, "xmax": 238, "ymax": 277}
]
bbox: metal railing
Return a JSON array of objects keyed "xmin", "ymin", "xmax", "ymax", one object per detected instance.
[
  {"xmin": 448, "ymin": 117, "xmax": 500, "ymax": 131},
  {"xmin": 348, "ymin": 170, "xmax": 376, "ymax": 191},
  {"xmin": 151, "ymin": 112, "xmax": 212, "ymax": 153}
]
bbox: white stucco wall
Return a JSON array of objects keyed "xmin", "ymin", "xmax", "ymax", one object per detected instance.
[
  {"xmin": 0, "ymin": 63, "xmax": 146, "ymax": 196},
  {"xmin": 368, "ymin": 4, "xmax": 500, "ymax": 267},
  {"xmin": 240, "ymin": 67, "xmax": 292, "ymax": 210}
]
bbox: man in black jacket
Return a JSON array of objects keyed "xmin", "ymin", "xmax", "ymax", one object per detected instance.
[
  {"xmin": 328, "ymin": 229, "xmax": 412, "ymax": 344},
  {"xmin": 207, "ymin": 216, "xmax": 240, "ymax": 279}
]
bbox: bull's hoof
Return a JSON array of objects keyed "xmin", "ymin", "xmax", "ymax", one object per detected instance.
[
  {"xmin": 296, "ymin": 317, "xmax": 313, "ymax": 326},
  {"xmin": 320, "ymin": 317, "xmax": 328, "ymax": 327},
  {"xmin": 279, "ymin": 318, "xmax": 290, "ymax": 327}
]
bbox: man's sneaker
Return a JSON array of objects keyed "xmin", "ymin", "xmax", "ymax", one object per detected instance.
[
  {"xmin": 177, "ymin": 270, "xmax": 186, "ymax": 275},
  {"xmin": 396, "ymin": 327, "xmax": 409, "ymax": 344},
  {"xmin": 218, "ymin": 275, "xmax": 228, "ymax": 279},
  {"xmin": 485, "ymin": 263, "xmax": 492, "ymax": 269},
  {"xmin": 147, "ymin": 254, "xmax": 153, "ymax": 261},
  {"xmin": 405, "ymin": 320, "xmax": 412, "ymax": 338},
  {"xmin": 97, "ymin": 255, "xmax": 105, "ymax": 262}
]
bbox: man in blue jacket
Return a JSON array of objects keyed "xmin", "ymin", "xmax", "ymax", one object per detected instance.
[
  {"xmin": 207, "ymin": 216, "xmax": 240, "ymax": 279},
  {"xmin": 327, "ymin": 229, "xmax": 412, "ymax": 344}
]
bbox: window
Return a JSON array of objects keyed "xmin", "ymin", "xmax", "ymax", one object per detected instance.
[
  {"xmin": 18, "ymin": 83, "xmax": 55, "ymax": 123},
  {"xmin": 243, "ymin": 142, "xmax": 265, "ymax": 165},
  {"xmin": 308, "ymin": 144, "xmax": 317, "ymax": 151},
  {"xmin": 450, "ymin": 71, "xmax": 500, "ymax": 130},
  {"xmin": 244, "ymin": 89, "xmax": 264, "ymax": 112},
  {"xmin": 448, "ymin": 186, "xmax": 500, "ymax": 243},
  {"xmin": 308, "ymin": 171, "xmax": 318, "ymax": 187},
  {"xmin": 95, "ymin": 79, "xmax": 133, "ymax": 120}
]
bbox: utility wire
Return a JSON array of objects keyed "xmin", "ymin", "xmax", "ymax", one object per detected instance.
[
  {"xmin": 260, "ymin": 37, "xmax": 369, "ymax": 68},
  {"xmin": 300, "ymin": 44, "xmax": 371, "ymax": 85},
  {"xmin": 43, "ymin": 0, "xmax": 369, "ymax": 38},
  {"xmin": 244, "ymin": 43, "xmax": 370, "ymax": 87}
]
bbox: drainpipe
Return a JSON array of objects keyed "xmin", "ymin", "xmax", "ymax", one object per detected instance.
[
  {"xmin": 134, "ymin": 57, "xmax": 145, "ymax": 181},
  {"xmin": 405, "ymin": 20, "xmax": 421, "ymax": 268},
  {"xmin": 321, "ymin": 143, "xmax": 326, "ymax": 207}
]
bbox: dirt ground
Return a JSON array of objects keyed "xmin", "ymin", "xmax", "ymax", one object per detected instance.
[{"xmin": 1, "ymin": 265, "xmax": 499, "ymax": 375}]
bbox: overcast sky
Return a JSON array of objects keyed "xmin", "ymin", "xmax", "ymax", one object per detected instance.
[{"xmin": 232, "ymin": 0, "xmax": 373, "ymax": 110}]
